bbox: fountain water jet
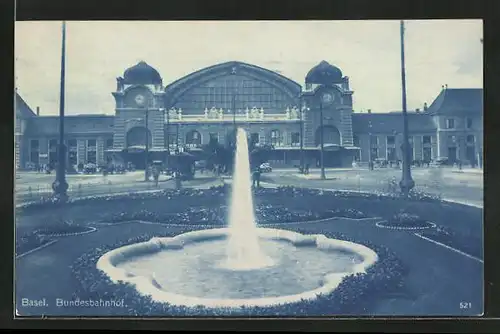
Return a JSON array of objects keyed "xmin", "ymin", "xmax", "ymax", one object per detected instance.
[{"xmin": 223, "ymin": 128, "xmax": 274, "ymax": 270}]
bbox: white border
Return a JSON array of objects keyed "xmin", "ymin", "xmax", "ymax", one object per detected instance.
[
  {"xmin": 37, "ymin": 226, "xmax": 97, "ymax": 238},
  {"xmin": 15, "ymin": 239, "xmax": 58, "ymax": 259},
  {"xmin": 375, "ymin": 220, "xmax": 436, "ymax": 230}
]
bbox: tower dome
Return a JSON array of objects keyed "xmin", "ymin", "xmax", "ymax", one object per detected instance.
[
  {"xmin": 305, "ymin": 61, "xmax": 343, "ymax": 85},
  {"xmin": 123, "ymin": 61, "xmax": 162, "ymax": 85}
]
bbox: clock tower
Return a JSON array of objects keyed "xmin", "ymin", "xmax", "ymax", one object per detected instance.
[
  {"xmin": 301, "ymin": 61, "xmax": 356, "ymax": 167},
  {"xmin": 111, "ymin": 61, "xmax": 165, "ymax": 155}
]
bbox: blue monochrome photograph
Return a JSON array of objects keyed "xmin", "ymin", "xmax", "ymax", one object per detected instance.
[{"xmin": 14, "ymin": 20, "xmax": 483, "ymax": 317}]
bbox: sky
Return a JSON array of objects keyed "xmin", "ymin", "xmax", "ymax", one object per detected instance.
[{"xmin": 15, "ymin": 20, "xmax": 483, "ymax": 116}]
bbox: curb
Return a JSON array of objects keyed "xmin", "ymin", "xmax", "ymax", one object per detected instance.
[{"xmin": 15, "ymin": 239, "xmax": 59, "ymax": 259}]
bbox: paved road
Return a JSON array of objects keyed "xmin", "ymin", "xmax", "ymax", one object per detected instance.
[
  {"xmin": 264, "ymin": 167, "xmax": 483, "ymax": 207},
  {"xmin": 15, "ymin": 171, "xmax": 222, "ymax": 204}
]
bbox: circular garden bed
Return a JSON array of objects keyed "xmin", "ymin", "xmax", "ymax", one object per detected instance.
[{"xmin": 376, "ymin": 212, "xmax": 436, "ymax": 230}]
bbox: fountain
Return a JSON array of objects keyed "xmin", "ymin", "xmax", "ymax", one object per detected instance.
[
  {"xmin": 97, "ymin": 128, "xmax": 378, "ymax": 309},
  {"xmin": 223, "ymin": 128, "xmax": 274, "ymax": 270}
]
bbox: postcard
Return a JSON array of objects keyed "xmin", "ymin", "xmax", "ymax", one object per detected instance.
[{"xmin": 14, "ymin": 19, "xmax": 483, "ymax": 317}]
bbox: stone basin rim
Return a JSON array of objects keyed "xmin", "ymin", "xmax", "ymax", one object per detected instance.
[{"xmin": 97, "ymin": 227, "xmax": 379, "ymax": 308}]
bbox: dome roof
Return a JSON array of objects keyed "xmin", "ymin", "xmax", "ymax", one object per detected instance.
[
  {"xmin": 123, "ymin": 61, "xmax": 162, "ymax": 85},
  {"xmin": 305, "ymin": 61, "xmax": 343, "ymax": 85}
]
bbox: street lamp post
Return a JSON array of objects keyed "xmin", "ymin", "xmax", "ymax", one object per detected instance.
[
  {"xmin": 398, "ymin": 20, "xmax": 415, "ymax": 197},
  {"xmin": 52, "ymin": 21, "xmax": 69, "ymax": 202},
  {"xmin": 167, "ymin": 109, "xmax": 170, "ymax": 168},
  {"xmin": 319, "ymin": 101, "xmax": 326, "ymax": 180},
  {"xmin": 299, "ymin": 98, "xmax": 305, "ymax": 173},
  {"xmin": 176, "ymin": 123, "xmax": 180, "ymax": 152},
  {"xmin": 144, "ymin": 107, "xmax": 149, "ymax": 181},
  {"xmin": 368, "ymin": 120, "xmax": 373, "ymax": 170},
  {"xmin": 232, "ymin": 93, "xmax": 236, "ymax": 134}
]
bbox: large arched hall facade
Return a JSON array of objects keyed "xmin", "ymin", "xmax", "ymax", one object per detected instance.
[{"xmin": 109, "ymin": 60, "xmax": 359, "ymax": 168}]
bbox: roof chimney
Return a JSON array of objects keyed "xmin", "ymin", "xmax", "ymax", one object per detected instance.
[
  {"xmin": 36, "ymin": 106, "xmax": 40, "ymax": 116},
  {"xmin": 423, "ymin": 102, "xmax": 428, "ymax": 111}
]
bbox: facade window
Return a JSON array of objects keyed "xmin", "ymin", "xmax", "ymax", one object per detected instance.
[
  {"xmin": 185, "ymin": 130, "xmax": 202, "ymax": 147},
  {"xmin": 387, "ymin": 147, "xmax": 397, "ymax": 161},
  {"xmin": 370, "ymin": 148, "xmax": 378, "ymax": 161},
  {"xmin": 353, "ymin": 134, "xmax": 360, "ymax": 147},
  {"xmin": 270, "ymin": 129, "xmax": 283, "ymax": 146},
  {"xmin": 423, "ymin": 135, "xmax": 431, "ymax": 145},
  {"xmin": 423, "ymin": 147, "xmax": 432, "ymax": 162},
  {"xmin": 168, "ymin": 133, "xmax": 177, "ymax": 149},
  {"xmin": 209, "ymin": 133, "xmax": 219, "ymax": 144},
  {"xmin": 106, "ymin": 138, "xmax": 113, "ymax": 149},
  {"xmin": 291, "ymin": 132, "xmax": 300, "ymax": 146},
  {"xmin": 68, "ymin": 139, "xmax": 78, "ymax": 166},
  {"xmin": 369, "ymin": 135, "xmax": 378, "ymax": 147},
  {"xmin": 386, "ymin": 135, "xmax": 395, "ymax": 146},
  {"xmin": 30, "ymin": 139, "xmax": 39, "ymax": 164},
  {"xmin": 250, "ymin": 132, "xmax": 259, "ymax": 145},
  {"xmin": 446, "ymin": 118, "xmax": 455, "ymax": 129},
  {"xmin": 467, "ymin": 135, "xmax": 475, "ymax": 144},
  {"xmin": 49, "ymin": 139, "xmax": 58, "ymax": 165},
  {"xmin": 466, "ymin": 118, "xmax": 473, "ymax": 129},
  {"xmin": 86, "ymin": 139, "xmax": 97, "ymax": 164}
]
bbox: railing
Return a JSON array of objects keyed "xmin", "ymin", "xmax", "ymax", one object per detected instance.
[{"xmin": 165, "ymin": 106, "xmax": 302, "ymax": 123}]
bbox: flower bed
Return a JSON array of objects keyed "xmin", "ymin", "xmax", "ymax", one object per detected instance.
[
  {"xmin": 71, "ymin": 228, "xmax": 406, "ymax": 316},
  {"xmin": 16, "ymin": 220, "xmax": 96, "ymax": 256},
  {"xmin": 93, "ymin": 204, "xmax": 368, "ymax": 227},
  {"xmin": 377, "ymin": 211, "xmax": 436, "ymax": 229},
  {"xmin": 16, "ymin": 232, "xmax": 54, "ymax": 257},
  {"xmin": 35, "ymin": 220, "xmax": 96, "ymax": 236}
]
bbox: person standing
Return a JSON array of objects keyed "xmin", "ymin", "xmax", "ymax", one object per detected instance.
[{"xmin": 252, "ymin": 165, "xmax": 262, "ymax": 188}]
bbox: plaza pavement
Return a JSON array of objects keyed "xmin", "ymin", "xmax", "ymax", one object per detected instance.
[{"xmin": 264, "ymin": 167, "xmax": 483, "ymax": 208}]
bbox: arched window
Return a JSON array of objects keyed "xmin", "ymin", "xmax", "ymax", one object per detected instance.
[
  {"xmin": 314, "ymin": 125, "xmax": 341, "ymax": 146},
  {"xmin": 186, "ymin": 130, "xmax": 202, "ymax": 147},
  {"xmin": 126, "ymin": 127, "xmax": 152, "ymax": 148},
  {"xmin": 270, "ymin": 129, "xmax": 283, "ymax": 146}
]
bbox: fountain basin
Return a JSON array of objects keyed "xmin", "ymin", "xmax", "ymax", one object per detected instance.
[{"xmin": 97, "ymin": 228, "xmax": 378, "ymax": 308}]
